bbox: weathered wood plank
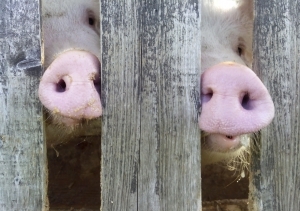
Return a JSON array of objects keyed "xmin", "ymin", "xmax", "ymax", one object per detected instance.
[
  {"xmin": 250, "ymin": 0, "xmax": 300, "ymax": 210},
  {"xmin": 100, "ymin": 1, "xmax": 140, "ymax": 210},
  {"xmin": 139, "ymin": 1, "xmax": 201, "ymax": 211},
  {"xmin": 0, "ymin": 0, "xmax": 47, "ymax": 211},
  {"xmin": 101, "ymin": 0, "xmax": 201, "ymax": 210}
]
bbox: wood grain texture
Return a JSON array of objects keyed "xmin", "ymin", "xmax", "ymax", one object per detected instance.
[
  {"xmin": 100, "ymin": 0, "xmax": 201, "ymax": 210},
  {"xmin": 0, "ymin": 0, "xmax": 47, "ymax": 210},
  {"xmin": 250, "ymin": 0, "xmax": 300, "ymax": 210},
  {"xmin": 139, "ymin": 1, "xmax": 201, "ymax": 210},
  {"xmin": 100, "ymin": 1, "xmax": 140, "ymax": 210}
]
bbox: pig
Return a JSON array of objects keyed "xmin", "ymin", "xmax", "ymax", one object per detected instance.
[
  {"xmin": 39, "ymin": 0, "xmax": 101, "ymax": 124},
  {"xmin": 39, "ymin": 0, "xmax": 273, "ymax": 173},
  {"xmin": 200, "ymin": 0, "xmax": 274, "ymax": 170},
  {"xmin": 39, "ymin": 0, "xmax": 102, "ymax": 145},
  {"xmin": 39, "ymin": 0, "xmax": 102, "ymax": 207}
]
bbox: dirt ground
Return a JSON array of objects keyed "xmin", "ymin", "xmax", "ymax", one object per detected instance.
[
  {"xmin": 47, "ymin": 136, "xmax": 101, "ymax": 210},
  {"xmin": 47, "ymin": 136, "xmax": 249, "ymax": 210}
]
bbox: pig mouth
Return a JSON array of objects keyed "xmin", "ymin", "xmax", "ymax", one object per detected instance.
[
  {"xmin": 201, "ymin": 132, "xmax": 245, "ymax": 152},
  {"xmin": 225, "ymin": 135, "xmax": 234, "ymax": 140},
  {"xmin": 45, "ymin": 109, "xmax": 101, "ymax": 129}
]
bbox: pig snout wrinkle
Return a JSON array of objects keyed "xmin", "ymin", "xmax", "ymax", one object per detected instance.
[
  {"xmin": 39, "ymin": 50, "xmax": 102, "ymax": 126},
  {"xmin": 199, "ymin": 62, "xmax": 275, "ymax": 136}
]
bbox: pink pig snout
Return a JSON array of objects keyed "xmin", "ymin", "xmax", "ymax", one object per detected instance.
[
  {"xmin": 199, "ymin": 62, "xmax": 274, "ymax": 136},
  {"xmin": 39, "ymin": 50, "xmax": 102, "ymax": 126}
]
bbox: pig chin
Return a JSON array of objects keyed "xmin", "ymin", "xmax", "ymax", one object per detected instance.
[
  {"xmin": 46, "ymin": 111, "xmax": 101, "ymax": 129},
  {"xmin": 201, "ymin": 132, "xmax": 251, "ymax": 168}
]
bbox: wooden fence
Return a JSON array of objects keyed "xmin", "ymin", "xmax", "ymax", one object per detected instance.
[
  {"xmin": 0, "ymin": 0, "xmax": 299, "ymax": 210},
  {"xmin": 0, "ymin": 0, "xmax": 47, "ymax": 210},
  {"xmin": 250, "ymin": 0, "xmax": 300, "ymax": 210}
]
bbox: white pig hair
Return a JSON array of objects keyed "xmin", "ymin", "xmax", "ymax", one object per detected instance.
[
  {"xmin": 201, "ymin": 0, "xmax": 253, "ymax": 72},
  {"xmin": 42, "ymin": 0, "xmax": 100, "ymax": 68}
]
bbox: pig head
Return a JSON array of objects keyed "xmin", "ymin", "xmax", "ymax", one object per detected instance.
[
  {"xmin": 39, "ymin": 0, "xmax": 275, "ymax": 167},
  {"xmin": 200, "ymin": 0, "xmax": 275, "ymax": 165},
  {"xmin": 39, "ymin": 0, "xmax": 102, "ymax": 127}
]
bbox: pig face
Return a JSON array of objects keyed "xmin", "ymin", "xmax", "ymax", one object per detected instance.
[
  {"xmin": 39, "ymin": 0, "xmax": 102, "ymax": 128},
  {"xmin": 200, "ymin": 0, "xmax": 275, "ymax": 166}
]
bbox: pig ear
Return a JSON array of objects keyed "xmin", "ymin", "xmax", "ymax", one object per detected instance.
[{"xmin": 238, "ymin": 0, "xmax": 254, "ymax": 19}]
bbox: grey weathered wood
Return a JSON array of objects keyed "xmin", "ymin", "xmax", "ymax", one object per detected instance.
[
  {"xmin": 250, "ymin": 0, "xmax": 300, "ymax": 210},
  {"xmin": 100, "ymin": 1, "xmax": 140, "ymax": 210},
  {"xmin": 0, "ymin": 0, "xmax": 47, "ymax": 210},
  {"xmin": 100, "ymin": 0, "xmax": 201, "ymax": 210},
  {"xmin": 139, "ymin": 1, "xmax": 201, "ymax": 211}
]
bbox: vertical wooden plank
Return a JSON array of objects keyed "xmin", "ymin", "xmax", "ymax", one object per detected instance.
[
  {"xmin": 100, "ymin": 1, "xmax": 140, "ymax": 210},
  {"xmin": 101, "ymin": 0, "xmax": 201, "ymax": 210},
  {"xmin": 250, "ymin": 0, "xmax": 300, "ymax": 210},
  {"xmin": 139, "ymin": 1, "xmax": 201, "ymax": 210},
  {"xmin": 0, "ymin": 0, "xmax": 47, "ymax": 211}
]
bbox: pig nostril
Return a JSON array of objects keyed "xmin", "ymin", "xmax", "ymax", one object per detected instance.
[
  {"xmin": 201, "ymin": 89, "xmax": 213, "ymax": 103},
  {"xmin": 226, "ymin": 135, "xmax": 233, "ymax": 140},
  {"xmin": 56, "ymin": 79, "xmax": 67, "ymax": 92},
  {"xmin": 241, "ymin": 93, "xmax": 252, "ymax": 110},
  {"xmin": 89, "ymin": 17, "xmax": 95, "ymax": 26},
  {"xmin": 93, "ymin": 77, "xmax": 101, "ymax": 94}
]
